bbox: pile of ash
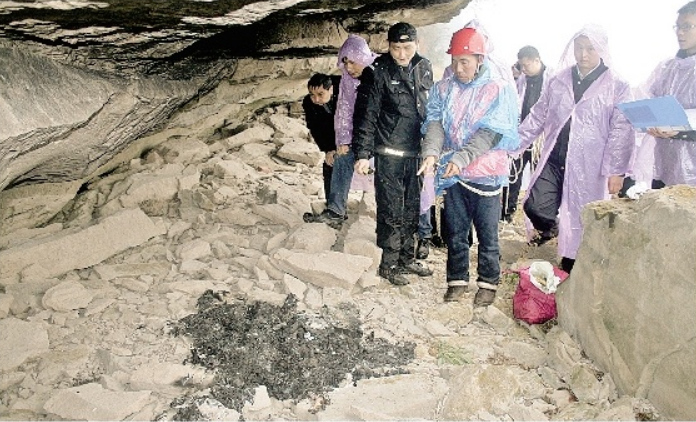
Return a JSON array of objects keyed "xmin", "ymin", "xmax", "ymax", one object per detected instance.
[{"xmin": 168, "ymin": 290, "xmax": 415, "ymax": 419}]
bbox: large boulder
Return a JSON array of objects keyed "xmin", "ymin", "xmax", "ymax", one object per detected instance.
[{"xmin": 557, "ymin": 185, "xmax": 696, "ymax": 421}]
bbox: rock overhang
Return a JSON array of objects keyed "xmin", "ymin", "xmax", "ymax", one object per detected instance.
[{"xmin": 0, "ymin": 0, "xmax": 471, "ymax": 77}]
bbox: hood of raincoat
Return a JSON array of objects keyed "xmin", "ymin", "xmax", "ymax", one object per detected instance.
[
  {"xmin": 557, "ymin": 24, "xmax": 616, "ymax": 72},
  {"xmin": 334, "ymin": 34, "xmax": 378, "ymax": 146},
  {"xmin": 337, "ymin": 34, "xmax": 379, "ymax": 69}
]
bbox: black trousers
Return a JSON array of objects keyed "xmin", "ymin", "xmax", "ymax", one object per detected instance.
[
  {"xmin": 322, "ymin": 162, "xmax": 333, "ymax": 205},
  {"xmin": 502, "ymin": 148, "xmax": 534, "ymax": 217},
  {"xmin": 374, "ymin": 153, "xmax": 420, "ymax": 269},
  {"xmin": 523, "ymin": 160, "xmax": 565, "ymax": 234}
]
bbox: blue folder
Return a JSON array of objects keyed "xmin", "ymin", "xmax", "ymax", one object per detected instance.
[{"xmin": 617, "ymin": 95, "xmax": 692, "ymax": 132}]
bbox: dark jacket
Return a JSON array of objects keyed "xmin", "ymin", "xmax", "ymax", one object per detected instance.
[
  {"xmin": 302, "ymin": 75, "xmax": 341, "ymax": 152},
  {"xmin": 352, "ymin": 53, "xmax": 433, "ymax": 160},
  {"xmin": 520, "ymin": 64, "xmax": 546, "ymax": 121}
]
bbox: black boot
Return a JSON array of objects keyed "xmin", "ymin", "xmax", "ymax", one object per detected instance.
[
  {"xmin": 416, "ymin": 239, "xmax": 430, "ymax": 259},
  {"xmin": 560, "ymin": 257, "xmax": 575, "ymax": 273},
  {"xmin": 378, "ymin": 266, "xmax": 410, "ymax": 286}
]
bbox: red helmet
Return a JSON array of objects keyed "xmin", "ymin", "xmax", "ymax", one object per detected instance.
[{"xmin": 447, "ymin": 27, "xmax": 486, "ymax": 56}]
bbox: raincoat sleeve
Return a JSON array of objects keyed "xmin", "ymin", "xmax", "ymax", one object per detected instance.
[
  {"xmin": 421, "ymin": 82, "xmax": 445, "ymax": 157},
  {"xmin": 517, "ymin": 82, "xmax": 550, "ymax": 154},
  {"xmin": 449, "ymin": 128, "xmax": 502, "ymax": 170},
  {"xmin": 352, "ymin": 66, "xmax": 379, "ymax": 160},
  {"xmin": 602, "ymin": 81, "xmax": 636, "ymax": 176},
  {"xmin": 422, "ymin": 120, "xmax": 445, "ymax": 158},
  {"xmin": 334, "ymin": 75, "xmax": 356, "ymax": 147}
]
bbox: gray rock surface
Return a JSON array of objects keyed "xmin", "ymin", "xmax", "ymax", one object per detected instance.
[
  {"xmin": 0, "ymin": 81, "xmax": 678, "ymax": 421},
  {"xmin": 0, "ymin": 318, "xmax": 49, "ymax": 372},
  {"xmin": 558, "ymin": 186, "xmax": 696, "ymax": 421},
  {"xmin": 0, "ymin": 208, "xmax": 165, "ymax": 283}
]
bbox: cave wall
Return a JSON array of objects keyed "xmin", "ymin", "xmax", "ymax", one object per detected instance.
[{"xmin": 0, "ymin": 0, "xmax": 470, "ymax": 192}]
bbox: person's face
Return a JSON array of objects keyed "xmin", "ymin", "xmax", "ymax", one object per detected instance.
[
  {"xmin": 342, "ymin": 57, "xmax": 366, "ymax": 79},
  {"xmin": 518, "ymin": 56, "xmax": 542, "ymax": 77},
  {"xmin": 389, "ymin": 41, "xmax": 418, "ymax": 67},
  {"xmin": 675, "ymin": 12, "xmax": 696, "ymax": 55},
  {"xmin": 451, "ymin": 53, "xmax": 482, "ymax": 84},
  {"xmin": 573, "ymin": 35, "xmax": 601, "ymax": 75},
  {"xmin": 308, "ymin": 85, "xmax": 333, "ymax": 105}
]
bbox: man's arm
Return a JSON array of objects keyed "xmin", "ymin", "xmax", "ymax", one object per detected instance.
[
  {"xmin": 602, "ymin": 81, "xmax": 636, "ymax": 177},
  {"xmin": 421, "ymin": 82, "xmax": 445, "ymax": 158},
  {"xmin": 672, "ymin": 130, "xmax": 696, "ymax": 141},
  {"xmin": 449, "ymin": 128, "xmax": 503, "ymax": 170},
  {"xmin": 302, "ymin": 96, "xmax": 321, "ymax": 146},
  {"xmin": 352, "ymin": 66, "xmax": 380, "ymax": 160},
  {"xmin": 516, "ymin": 78, "xmax": 552, "ymax": 155}
]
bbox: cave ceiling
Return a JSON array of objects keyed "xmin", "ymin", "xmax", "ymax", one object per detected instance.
[
  {"xmin": 0, "ymin": 0, "xmax": 471, "ymax": 77},
  {"xmin": 0, "ymin": 0, "xmax": 470, "ymax": 191}
]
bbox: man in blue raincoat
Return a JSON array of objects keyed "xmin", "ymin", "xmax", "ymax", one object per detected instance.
[{"xmin": 418, "ymin": 27, "xmax": 520, "ymax": 306}]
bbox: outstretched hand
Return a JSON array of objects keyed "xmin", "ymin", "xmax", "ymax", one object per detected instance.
[{"xmin": 417, "ymin": 156, "xmax": 436, "ymax": 176}]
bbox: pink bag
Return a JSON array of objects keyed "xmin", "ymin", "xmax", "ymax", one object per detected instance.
[{"xmin": 512, "ymin": 265, "xmax": 569, "ymax": 324}]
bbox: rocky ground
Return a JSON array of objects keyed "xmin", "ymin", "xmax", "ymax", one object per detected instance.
[{"xmin": 0, "ymin": 100, "xmax": 662, "ymax": 421}]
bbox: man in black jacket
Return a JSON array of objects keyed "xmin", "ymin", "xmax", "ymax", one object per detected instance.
[
  {"xmin": 501, "ymin": 46, "xmax": 549, "ymax": 222},
  {"xmin": 302, "ymin": 73, "xmax": 341, "ymax": 204},
  {"xmin": 353, "ymin": 22, "xmax": 434, "ymax": 286}
]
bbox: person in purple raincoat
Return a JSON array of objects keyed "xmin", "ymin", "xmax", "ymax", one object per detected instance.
[
  {"xmin": 514, "ymin": 24, "xmax": 635, "ymax": 273},
  {"xmin": 501, "ymin": 45, "xmax": 552, "ymax": 223},
  {"xmin": 304, "ymin": 34, "xmax": 377, "ymax": 229},
  {"xmin": 632, "ymin": 1, "xmax": 696, "ymax": 188}
]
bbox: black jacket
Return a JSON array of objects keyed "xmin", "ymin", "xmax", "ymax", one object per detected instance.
[
  {"xmin": 302, "ymin": 75, "xmax": 341, "ymax": 152},
  {"xmin": 353, "ymin": 53, "xmax": 433, "ymax": 160}
]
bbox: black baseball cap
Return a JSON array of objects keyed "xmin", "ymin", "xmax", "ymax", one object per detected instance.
[{"xmin": 387, "ymin": 22, "xmax": 417, "ymax": 43}]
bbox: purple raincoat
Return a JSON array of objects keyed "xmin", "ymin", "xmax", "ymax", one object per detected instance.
[
  {"xmin": 335, "ymin": 34, "xmax": 377, "ymax": 147},
  {"xmin": 335, "ymin": 34, "xmax": 378, "ymax": 192},
  {"xmin": 517, "ymin": 25, "xmax": 635, "ymax": 259},
  {"xmin": 636, "ymin": 54, "xmax": 696, "ymax": 186}
]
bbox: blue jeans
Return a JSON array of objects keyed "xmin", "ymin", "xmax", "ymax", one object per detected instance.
[
  {"xmin": 443, "ymin": 182, "xmax": 501, "ymax": 285},
  {"xmin": 326, "ymin": 149, "xmax": 355, "ymax": 217}
]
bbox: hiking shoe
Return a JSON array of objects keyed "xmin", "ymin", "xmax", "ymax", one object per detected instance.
[
  {"xmin": 416, "ymin": 239, "xmax": 430, "ymax": 259},
  {"xmin": 473, "ymin": 288, "xmax": 496, "ymax": 307},
  {"xmin": 401, "ymin": 261, "xmax": 433, "ymax": 277},
  {"xmin": 378, "ymin": 266, "xmax": 410, "ymax": 286},
  {"xmin": 313, "ymin": 209, "xmax": 344, "ymax": 230},
  {"xmin": 444, "ymin": 285, "xmax": 469, "ymax": 302}
]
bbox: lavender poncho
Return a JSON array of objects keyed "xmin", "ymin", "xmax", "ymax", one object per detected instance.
[
  {"xmin": 517, "ymin": 25, "xmax": 635, "ymax": 259},
  {"xmin": 335, "ymin": 34, "xmax": 378, "ymax": 192},
  {"xmin": 634, "ymin": 53, "xmax": 696, "ymax": 186}
]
